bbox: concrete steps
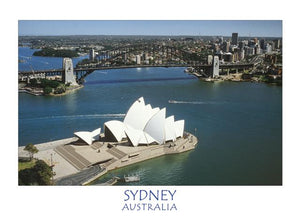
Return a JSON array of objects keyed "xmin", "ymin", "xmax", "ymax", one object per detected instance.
[{"xmin": 55, "ymin": 145, "xmax": 92, "ymax": 170}]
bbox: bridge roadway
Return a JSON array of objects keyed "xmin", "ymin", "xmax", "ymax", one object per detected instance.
[{"xmin": 18, "ymin": 63, "xmax": 254, "ymax": 76}]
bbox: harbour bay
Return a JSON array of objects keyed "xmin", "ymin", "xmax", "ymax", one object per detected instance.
[{"xmin": 18, "ymin": 47, "xmax": 282, "ymax": 185}]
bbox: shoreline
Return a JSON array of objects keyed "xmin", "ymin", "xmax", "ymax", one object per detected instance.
[
  {"xmin": 18, "ymin": 133, "xmax": 198, "ymax": 185},
  {"xmin": 19, "ymin": 84, "xmax": 84, "ymax": 96},
  {"xmin": 186, "ymin": 71, "xmax": 282, "ymax": 84}
]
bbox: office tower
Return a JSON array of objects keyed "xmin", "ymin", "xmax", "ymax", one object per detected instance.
[{"xmin": 232, "ymin": 33, "xmax": 238, "ymax": 45}]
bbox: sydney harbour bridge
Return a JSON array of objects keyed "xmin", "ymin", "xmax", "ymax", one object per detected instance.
[{"xmin": 18, "ymin": 43, "xmax": 254, "ymax": 83}]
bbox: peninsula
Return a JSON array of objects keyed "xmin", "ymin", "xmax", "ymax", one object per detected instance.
[
  {"xmin": 18, "ymin": 97, "xmax": 198, "ymax": 185},
  {"xmin": 33, "ymin": 47, "xmax": 79, "ymax": 58}
]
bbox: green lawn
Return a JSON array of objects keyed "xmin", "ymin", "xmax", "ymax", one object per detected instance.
[{"xmin": 18, "ymin": 160, "xmax": 36, "ymax": 171}]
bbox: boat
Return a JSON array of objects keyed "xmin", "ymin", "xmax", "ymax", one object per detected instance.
[{"xmin": 124, "ymin": 175, "xmax": 140, "ymax": 183}]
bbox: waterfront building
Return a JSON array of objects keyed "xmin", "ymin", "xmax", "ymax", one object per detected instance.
[
  {"xmin": 136, "ymin": 55, "xmax": 141, "ymax": 65},
  {"xmin": 103, "ymin": 97, "xmax": 184, "ymax": 147},
  {"xmin": 232, "ymin": 33, "xmax": 238, "ymax": 45},
  {"xmin": 62, "ymin": 58, "xmax": 78, "ymax": 86},
  {"xmin": 123, "ymin": 53, "xmax": 127, "ymax": 63},
  {"xmin": 212, "ymin": 56, "xmax": 220, "ymax": 78}
]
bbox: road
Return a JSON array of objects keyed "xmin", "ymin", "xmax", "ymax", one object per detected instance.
[{"xmin": 55, "ymin": 165, "xmax": 104, "ymax": 185}]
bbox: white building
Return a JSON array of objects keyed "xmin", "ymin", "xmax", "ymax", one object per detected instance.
[
  {"xmin": 74, "ymin": 128, "xmax": 101, "ymax": 145},
  {"xmin": 136, "ymin": 55, "xmax": 141, "ymax": 65},
  {"xmin": 104, "ymin": 97, "xmax": 185, "ymax": 147}
]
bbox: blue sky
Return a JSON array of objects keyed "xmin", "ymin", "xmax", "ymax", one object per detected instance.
[{"xmin": 18, "ymin": 20, "xmax": 282, "ymax": 37}]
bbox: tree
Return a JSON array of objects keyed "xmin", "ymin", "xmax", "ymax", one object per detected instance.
[
  {"xmin": 43, "ymin": 86, "xmax": 52, "ymax": 95},
  {"xmin": 29, "ymin": 78, "xmax": 38, "ymax": 86},
  {"xmin": 24, "ymin": 143, "xmax": 39, "ymax": 161},
  {"xmin": 54, "ymin": 84, "xmax": 66, "ymax": 94},
  {"xmin": 33, "ymin": 160, "xmax": 53, "ymax": 185},
  {"xmin": 18, "ymin": 160, "xmax": 54, "ymax": 185}
]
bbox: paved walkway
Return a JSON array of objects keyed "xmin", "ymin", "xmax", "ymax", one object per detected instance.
[{"xmin": 55, "ymin": 165, "xmax": 104, "ymax": 185}]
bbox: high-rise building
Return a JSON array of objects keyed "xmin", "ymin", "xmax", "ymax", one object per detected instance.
[
  {"xmin": 89, "ymin": 49, "xmax": 95, "ymax": 61},
  {"xmin": 274, "ymin": 39, "xmax": 281, "ymax": 49},
  {"xmin": 239, "ymin": 49, "xmax": 245, "ymax": 60},
  {"xmin": 255, "ymin": 45, "xmax": 261, "ymax": 55},
  {"xmin": 260, "ymin": 39, "xmax": 266, "ymax": 50},
  {"xmin": 123, "ymin": 53, "xmax": 127, "ymax": 61},
  {"xmin": 218, "ymin": 36, "xmax": 223, "ymax": 44},
  {"xmin": 239, "ymin": 41, "xmax": 245, "ymax": 50},
  {"xmin": 223, "ymin": 41, "xmax": 230, "ymax": 52},
  {"xmin": 232, "ymin": 33, "xmax": 238, "ymax": 45},
  {"xmin": 266, "ymin": 44, "xmax": 272, "ymax": 54},
  {"xmin": 136, "ymin": 55, "xmax": 141, "ymax": 65}
]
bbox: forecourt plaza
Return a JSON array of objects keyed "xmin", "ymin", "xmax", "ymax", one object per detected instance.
[{"xmin": 18, "ymin": 97, "xmax": 198, "ymax": 185}]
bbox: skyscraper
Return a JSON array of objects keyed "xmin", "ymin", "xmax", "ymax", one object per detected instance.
[
  {"xmin": 89, "ymin": 49, "xmax": 95, "ymax": 61},
  {"xmin": 232, "ymin": 33, "xmax": 238, "ymax": 45}
]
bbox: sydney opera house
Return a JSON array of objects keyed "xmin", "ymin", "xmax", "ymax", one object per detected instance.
[{"xmin": 74, "ymin": 97, "xmax": 185, "ymax": 147}]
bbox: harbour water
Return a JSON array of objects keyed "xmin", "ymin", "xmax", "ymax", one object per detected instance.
[{"xmin": 18, "ymin": 47, "xmax": 282, "ymax": 185}]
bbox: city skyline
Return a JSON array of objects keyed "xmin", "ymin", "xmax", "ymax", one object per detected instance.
[{"xmin": 18, "ymin": 20, "xmax": 282, "ymax": 37}]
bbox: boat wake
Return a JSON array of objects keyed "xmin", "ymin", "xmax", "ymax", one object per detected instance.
[
  {"xmin": 85, "ymin": 76, "xmax": 195, "ymax": 85},
  {"xmin": 168, "ymin": 100, "xmax": 223, "ymax": 105},
  {"xmin": 21, "ymin": 113, "xmax": 125, "ymax": 121}
]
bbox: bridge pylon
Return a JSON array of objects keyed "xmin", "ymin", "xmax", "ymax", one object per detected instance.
[{"xmin": 62, "ymin": 58, "xmax": 78, "ymax": 86}]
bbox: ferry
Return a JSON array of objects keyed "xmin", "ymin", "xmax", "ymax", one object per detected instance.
[{"xmin": 124, "ymin": 175, "xmax": 140, "ymax": 183}]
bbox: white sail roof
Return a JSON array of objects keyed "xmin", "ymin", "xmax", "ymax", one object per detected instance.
[
  {"xmin": 74, "ymin": 128, "xmax": 101, "ymax": 145},
  {"xmin": 144, "ymin": 108, "xmax": 166, "ymax": 145},
  {"xmin": 104, "ymin": 120, "xmax": 126, "ymax": 142},
  {"xmin": 139, "ymin": 132, "xmax": 157, "ymax": 145},
  {"xmin": 102, "ymin": 97, "xmax": 185, "ymax": 147},
  {"xmin": 175, "ymin": 120, "xmax": 185, "ymax": 138},
  {"xmin": 123, "ymin": 97, "xmax": 146, "ymax": 130},
  {"xmin": 125, "ymin": 126, "xmax": 144, "ymax": 147},
  {"xmin": 165, "ymin": 116, "xmax": 177, "ymax": 142}
]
